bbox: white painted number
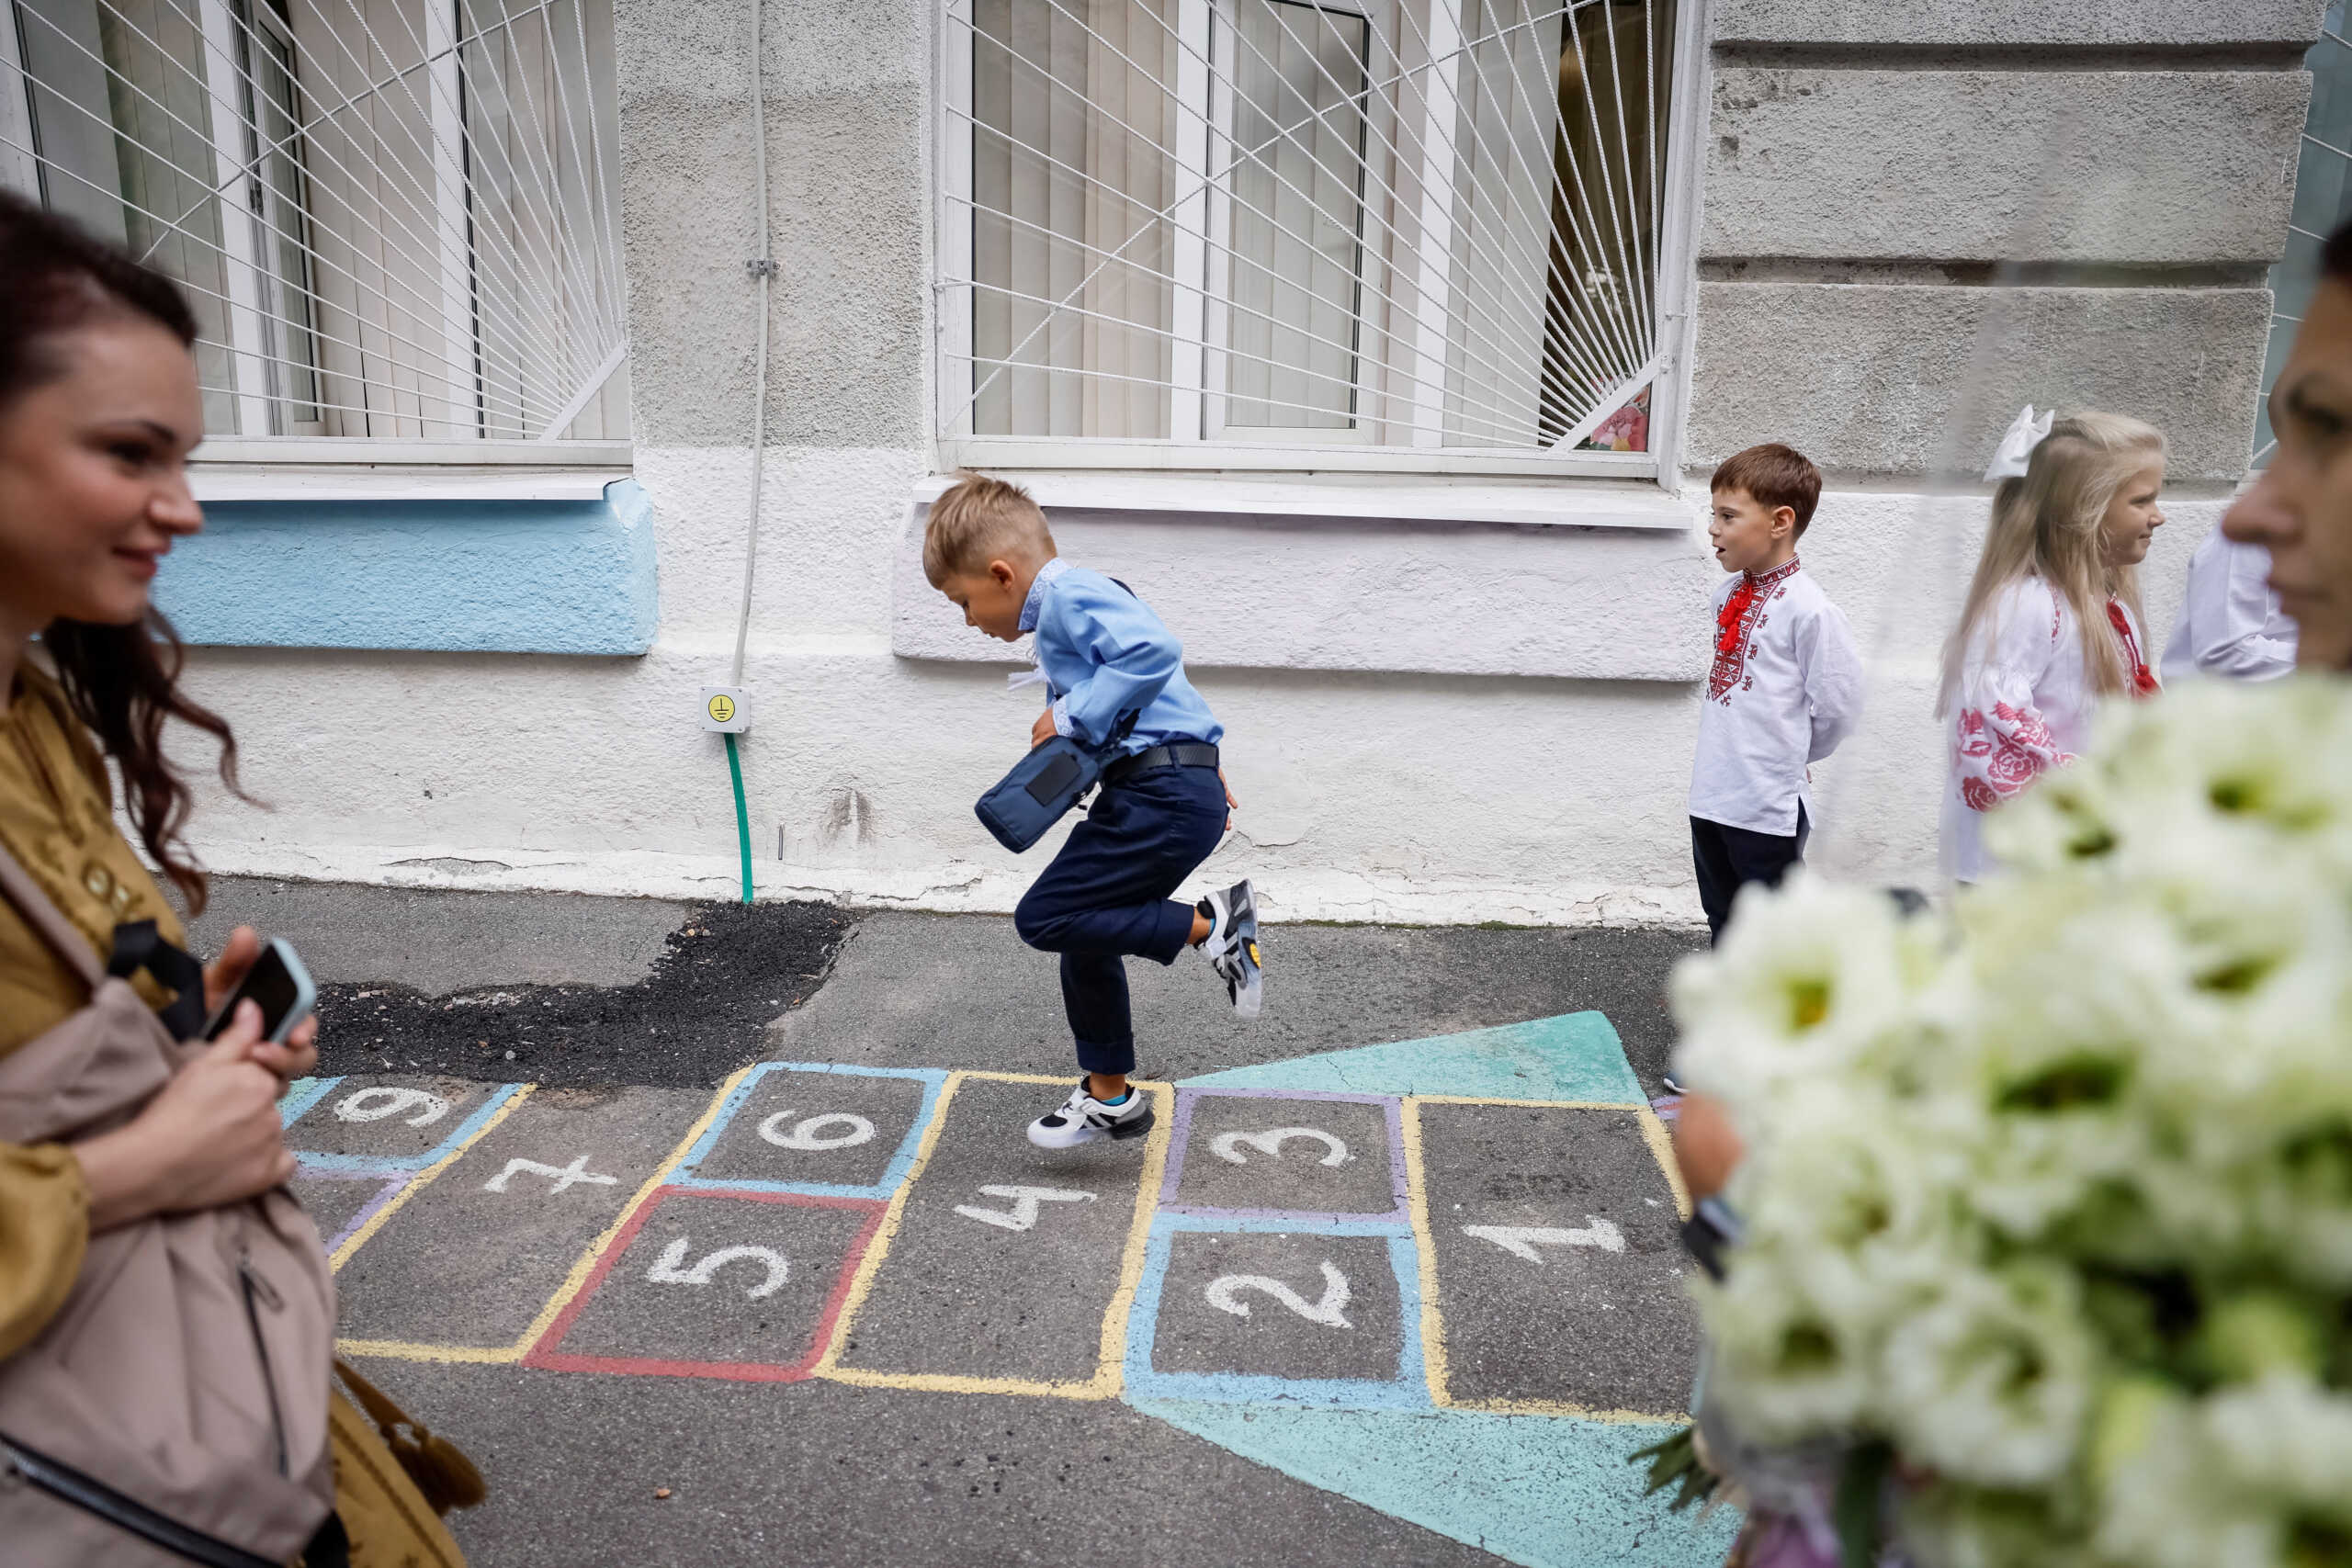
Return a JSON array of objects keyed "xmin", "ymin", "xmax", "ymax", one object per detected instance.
[
  {"xmin": 1209, "ymin": 1126, "xmax": 1350, "ymax": 1168},
  {"xmin": 645, "ymin": 1236, "xmax": 789, "ymax": 1300},
  {"xmin": 1205, "ymin": 1260, "xmax": 1353, "ymax": 1329},
  {"xmin": 758, "ymin": 1111, "xmax": 877, "ymax": 1151},
  {"xmin": 482, "ymin": 1155, "xmax": 620, "ymax": 1194},
  {"xmin": 953, "ymin": 1185, "xmax": 1096, "ymax": 1233},
  {"xmin": 1463, "ymin": 1218, "xmax": 1626, "ymax": 1263},
  {"xmin": 335, "ymin": 1087, "xmax": 451, "ymax": 1127}
]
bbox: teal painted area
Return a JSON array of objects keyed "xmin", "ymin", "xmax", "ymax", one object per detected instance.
[
  {"xmin": 1132, "ymin": 1399, "xmax": 1740, "ymax": 1568},
  {"xmin": 1182, "ymin": 1013, "xmax": 1643, "ymax": 1104},
  {"xmin": 159, "ymin": 478, "xmax": 658, "ymax": 654}
]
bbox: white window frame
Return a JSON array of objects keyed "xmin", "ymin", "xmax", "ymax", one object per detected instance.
[
  {"xmin": 931, "ymin": 0, "xmax": 1710, "ymax": 484},
  {"xmin": 3, "ymin": 0, "xmax": 632, "ymax": 472}
]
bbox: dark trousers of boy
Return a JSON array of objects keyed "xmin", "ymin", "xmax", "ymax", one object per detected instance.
[
  {"xmin": 1013, "ymin": 759, "xmax": 1227, "ymax": 1076},
  {"xmin": 1690, "ymin": 804, "xmax": 1809, "ymax": 945}
]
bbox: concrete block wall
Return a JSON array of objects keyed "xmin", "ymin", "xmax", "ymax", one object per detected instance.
[
  {"xmin": 175, "ymin": 0, "xmax": 2316, "ymax": 928},
  {"xmin": 1689, "ymin": 0, "xmax": 2317, "ymax": 885}
]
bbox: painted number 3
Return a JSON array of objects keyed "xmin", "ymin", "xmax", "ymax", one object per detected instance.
[{"xmin": 759, "ymin": 1111, "xmax": 876, "ymax": 1151}]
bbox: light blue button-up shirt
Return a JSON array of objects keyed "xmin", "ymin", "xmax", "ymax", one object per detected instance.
[{"xmin": 1018, "ymin": 558, "xmax": 1222, "ymax": 756}]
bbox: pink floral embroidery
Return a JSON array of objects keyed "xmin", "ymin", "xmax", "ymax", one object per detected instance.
[{"xmin": 1955, "ymin": 702, "xmax": 2073, "ymax": 811}]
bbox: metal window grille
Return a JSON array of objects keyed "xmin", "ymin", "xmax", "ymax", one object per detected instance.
[
  {"xmin": 937, "ymin": 0, "xmax": 1682, "ymax": 469},
  {"xmin": 1, "ymin": 0, "xmax": 628, "ymax": 444},
  {"xmin": 2256, "ymin": 0, "xmax": 2352, "ymax": 466}
]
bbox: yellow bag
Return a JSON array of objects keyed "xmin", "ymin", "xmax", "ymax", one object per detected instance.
[{"xmin": 313, "ymin": 1361, "xmax": 483, "ymax": 1568}]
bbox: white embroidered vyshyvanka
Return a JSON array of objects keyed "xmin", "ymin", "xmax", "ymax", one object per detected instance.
[
  {"xmin": 1943, "ymin": 575, "xmax": 2158, "ymax": 880},
  {"xmin": 1688, "ymin": 557, "xmax": 1865, "ymax": 837}
]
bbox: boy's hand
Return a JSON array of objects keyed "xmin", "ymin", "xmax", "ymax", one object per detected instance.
[
  {"xmin": 1030, "ymin": 706, "xmax": 1057, "ymax": 748},
  {"xmin": 1221, "ymin": 769, "xmax": 1238, "ymax": 831}
]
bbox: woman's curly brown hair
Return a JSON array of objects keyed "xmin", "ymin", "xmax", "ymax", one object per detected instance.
[{"xmin": 0, "ymin": 188, "xmax": 244, "ymax": 913}]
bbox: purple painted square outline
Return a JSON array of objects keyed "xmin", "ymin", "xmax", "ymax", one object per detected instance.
[
  {"xmin": 295, "ymin": 1159, "xmax": 413, "ymax": 1254},
  {"xmin": 1156, "ymin": 1088, "xmax": 1409, "ymax": 1227}
]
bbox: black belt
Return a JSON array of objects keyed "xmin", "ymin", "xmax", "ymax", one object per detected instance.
[{"xmin": 1102, "ymin": 741, "xmax": 1220, "ymax": 786}]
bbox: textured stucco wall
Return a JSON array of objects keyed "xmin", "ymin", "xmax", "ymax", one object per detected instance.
[{"xmin": 174, "ymin": 0, "xmax": 2302, "ymax": 929}]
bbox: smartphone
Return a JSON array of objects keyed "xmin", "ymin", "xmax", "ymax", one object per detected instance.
[{"xmin": 202, "ymin": 937, "xmax": 318, "ymax": 1044}]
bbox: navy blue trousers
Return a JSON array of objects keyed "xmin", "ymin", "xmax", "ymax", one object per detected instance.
[
  {"xmin": 1013, "ymin": 761, "xmax": 1227, "ymax": 1076},
  {"xmin": 1690, "ymin": 804, "xmax": 1809, "ymax": 945}
]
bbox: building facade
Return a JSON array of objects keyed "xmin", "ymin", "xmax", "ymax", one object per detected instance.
[{"xmin": 6, "ymin": 0, "xmax": 2316, "ymax": 923}]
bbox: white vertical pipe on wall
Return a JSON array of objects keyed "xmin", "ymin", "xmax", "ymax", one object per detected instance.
[{"xmin": 733, "ymin": 0, "xmax": 771, "ymax": 688}]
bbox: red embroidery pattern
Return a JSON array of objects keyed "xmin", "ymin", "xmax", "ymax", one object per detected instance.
[
  {"xmin": 2106, "ymin": 601, "xmax": 2160, "ymax": 696},
  {"xmin": 1954, "ymin": 701, "xmax": 2074, "ymax": 812},
  {"xmin": 1707, "ymin": 557, "xmax": 1802, "ymax": 702}
]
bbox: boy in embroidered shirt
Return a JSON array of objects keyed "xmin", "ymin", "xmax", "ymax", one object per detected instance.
[
  {"xmin": 1688, "ymin": 444, "xmax": 1863, "ymax": 943},
  {"xmin": 925, "ymin": 473, "xmax": 1262, "ymax": 1149}
]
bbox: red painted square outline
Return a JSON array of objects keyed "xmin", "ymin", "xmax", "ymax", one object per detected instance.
[{"xmin": 525, "ymin": 1186, "xmax": 885, "ymax": 1382}]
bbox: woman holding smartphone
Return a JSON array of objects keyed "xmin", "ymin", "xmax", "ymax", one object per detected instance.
[{"xmin": 0, "ymin": 192, "xmax": 466, "ymax": 1565}]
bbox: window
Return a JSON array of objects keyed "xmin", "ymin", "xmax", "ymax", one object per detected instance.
[
  {"xmin": 937, "ymin": 0, "xmax": 1688, "ymax": 475},
  {"xmin": 1, "ymin": 0, "xmax": 628, "ymax": 448}
]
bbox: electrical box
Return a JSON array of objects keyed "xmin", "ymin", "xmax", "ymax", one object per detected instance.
[{"xmin": 699, "ymin": 686, "xmax": 751, "ymax": 733}]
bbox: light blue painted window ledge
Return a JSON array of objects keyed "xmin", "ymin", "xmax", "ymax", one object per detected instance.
[{"xmin": 158, "ymin": 478, "xmax": 657, "ymax": 655}]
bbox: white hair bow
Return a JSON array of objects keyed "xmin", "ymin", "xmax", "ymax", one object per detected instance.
[{"xmin": 1984, "ymin": 404, "xmax": 2054, "ymax": 481}]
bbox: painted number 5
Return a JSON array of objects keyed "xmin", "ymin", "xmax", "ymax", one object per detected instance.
[{"xmin": 759, "ymin": 1111, "xmax": 876, "ymax": 1151}]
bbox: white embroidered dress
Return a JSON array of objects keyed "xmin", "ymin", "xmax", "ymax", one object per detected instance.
[
  {"xmin": 1942, "ymin": 575, "xmax": 2157, "ymax": 880},
  {"xmin": 1688, "ymin": 557, "xmax": 1865, "ymax": 837}
]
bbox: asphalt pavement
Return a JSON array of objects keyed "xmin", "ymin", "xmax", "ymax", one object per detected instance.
[{"xmin": 194, "ymin": 878, "xmax": 1724, "ymax": 1568}]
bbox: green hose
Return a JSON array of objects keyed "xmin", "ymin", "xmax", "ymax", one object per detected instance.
[{"xmin": 724, "ymin": 731, "xmax": 753, "ymax": 905}]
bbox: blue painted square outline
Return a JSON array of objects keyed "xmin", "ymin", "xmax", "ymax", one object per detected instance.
[
  {"xmin": 1122, "ymin": 1214, "xmax": 1430, "ymax": 1411},
  {"xmin": 278, "ymin": 1075, "xmax": 343, "ymax": 1130},
  {"xmin": 666, "ymin": 1061, "xmax": 948, "ymax": 1201},
  {"xmin": 291, "ymin": 1082, "xmax": 530, "ymax": 1175}
]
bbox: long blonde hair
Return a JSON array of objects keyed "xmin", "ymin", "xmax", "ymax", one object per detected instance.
[{"xmin": 1939, "ymin": 411, "xmax": 2165, "ymax": 710}]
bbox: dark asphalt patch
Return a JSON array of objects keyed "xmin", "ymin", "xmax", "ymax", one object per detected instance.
[{"xmin": 311, "ymin": 899, "xmax": 854, "ymax": 1089}]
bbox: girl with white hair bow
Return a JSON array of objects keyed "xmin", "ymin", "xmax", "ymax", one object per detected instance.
[{"xmin": 1937, "ymin": 407, "xmax": 2168, "ymax": 881}]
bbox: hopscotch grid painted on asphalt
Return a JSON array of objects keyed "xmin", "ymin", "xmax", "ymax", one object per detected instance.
[{"xmin": 288, "ymin": 1032, "xmax": 1696, "ymax": 1421}]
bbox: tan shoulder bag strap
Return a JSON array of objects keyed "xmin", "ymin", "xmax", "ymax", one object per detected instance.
[{"xmin": 0, "ymin": 837, "xmax": 103, "ymax": 989}]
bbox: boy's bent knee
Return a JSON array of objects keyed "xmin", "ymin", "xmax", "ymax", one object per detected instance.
[{"xmin": 1013, "ymin": 893, "xmax": 1061, "ymax": 951}]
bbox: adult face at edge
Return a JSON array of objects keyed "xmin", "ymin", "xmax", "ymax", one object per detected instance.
[{"xmin": 2228, "ymin": 236, "xmax": 2352, "ymax": 671}]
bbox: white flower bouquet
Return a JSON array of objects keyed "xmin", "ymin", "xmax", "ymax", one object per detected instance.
[{"xmin": 1671, "ymin": 677, "xmax": 2352, "ymax": 1568}]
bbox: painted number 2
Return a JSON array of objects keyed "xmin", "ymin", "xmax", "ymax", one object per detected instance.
[
  {"xmin": 759, "ymin": 1111, "xmax": 876, "ymax": 1151},
  {"xmin": 1204, "ymin": 1261, "xmax": 1353, "ymax": 1329}
]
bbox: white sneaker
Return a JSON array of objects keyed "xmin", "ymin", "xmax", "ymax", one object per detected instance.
[
  {"xmin": 1027, "ymin": 1080, "xmax": 1156, "ymax": 1149},
  {"xmin": 1199, "ymin": 878, "xmax": 1263, "ymax": 1020}
]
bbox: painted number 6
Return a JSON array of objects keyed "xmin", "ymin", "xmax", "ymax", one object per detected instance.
[{"xmin": 758, "ymin": 1110, "xmax": 877, "ymax": 1151}]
